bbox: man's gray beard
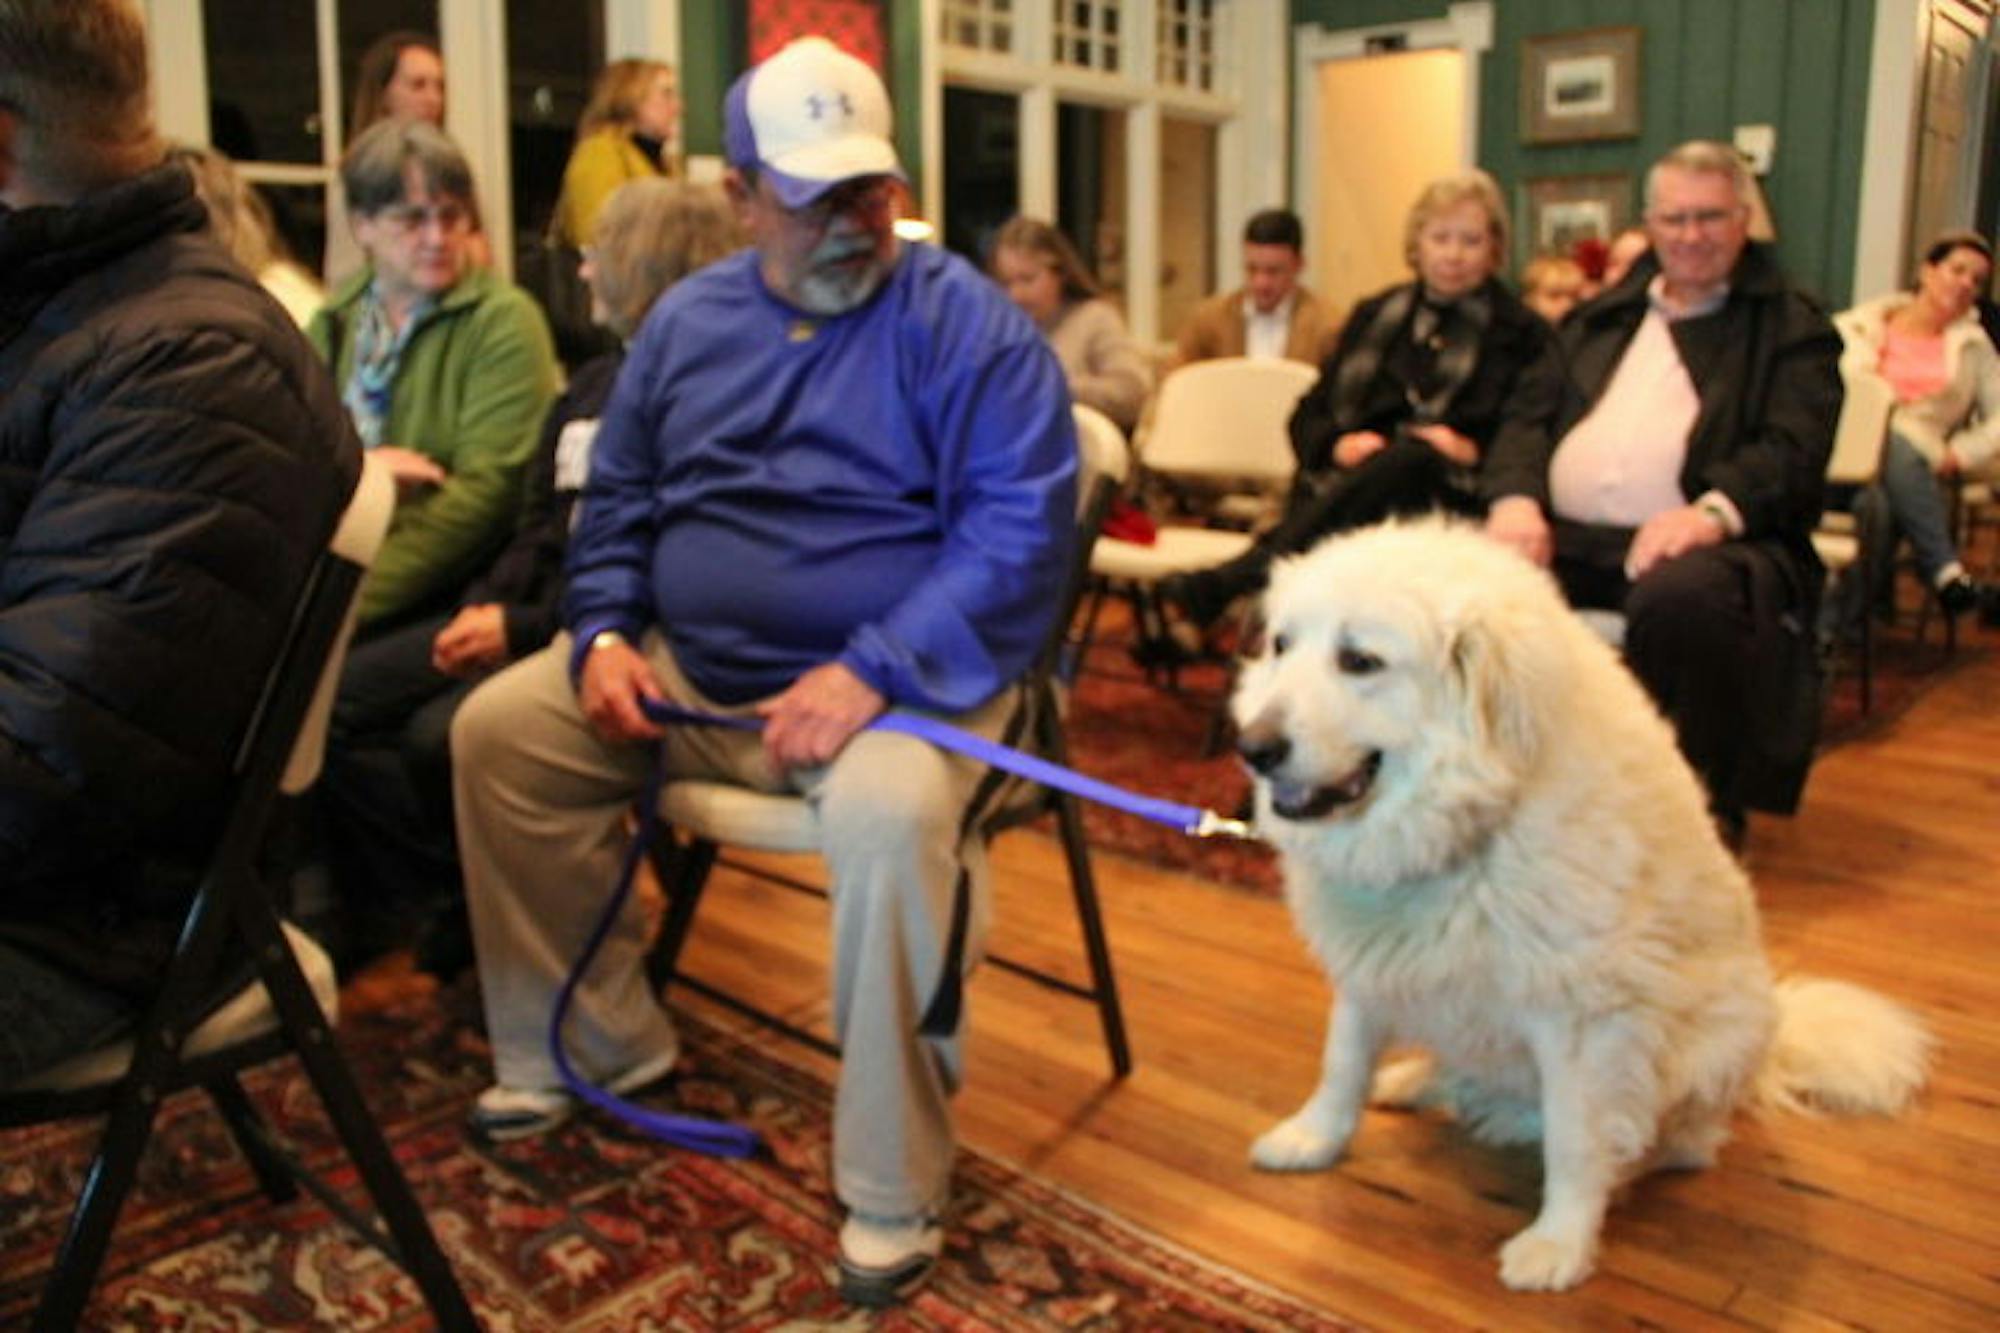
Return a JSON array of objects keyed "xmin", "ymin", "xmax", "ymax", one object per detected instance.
[{"xmin": 791, "ymin": 240, "xmax": 896, "ymax": 315}]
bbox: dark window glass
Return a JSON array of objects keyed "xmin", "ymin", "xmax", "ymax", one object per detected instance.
[
  {"xmin": 942, "ymin": 87, "xmax": 1019, "ymax": 266},
  {"xmin": 1057, "ymin": 102, "xmax": 1126, "ymax": 298},
  {"xmin": 202, "ymin": 0, "xmax": 321, "ymax": 164},
  {"xmin": 506, "ymin": 0, "xmax": 605, "ymax": 247}
]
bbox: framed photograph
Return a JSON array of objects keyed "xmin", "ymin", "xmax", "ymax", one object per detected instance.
[
  {"xmin": 1524, "ymin": 175, "xmax": 1634, "ymax": 257},
  {"xmin": 1521, "ymin": 27, "xmax": 1642, "ymax": 144}
]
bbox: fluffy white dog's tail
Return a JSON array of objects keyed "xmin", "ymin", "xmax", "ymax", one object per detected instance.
[{"xmin": 1753, "ymin": 977, "xmax": 1934, "ymax": 1116}]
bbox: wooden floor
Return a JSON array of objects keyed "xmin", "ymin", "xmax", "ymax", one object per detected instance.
[{"xmin": 676, "ymin": 619, "xmax": 2000, "ymax": 1331}]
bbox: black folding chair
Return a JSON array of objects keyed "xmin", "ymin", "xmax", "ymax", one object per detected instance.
[{"xmin": 0, "ymin": 456, "xmax": 476, "ymax": 1332}]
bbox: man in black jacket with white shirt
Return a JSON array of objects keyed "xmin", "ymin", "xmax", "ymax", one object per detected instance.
[
  {"xmin": 1484, "ymin": 141, "xmax": 1842, "ymax": 835},
  {"xmin": 0, "ymin": 0, "xmax": 358, "ymax": 1083}
]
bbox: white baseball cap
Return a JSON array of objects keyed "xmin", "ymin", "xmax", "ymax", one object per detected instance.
[{"xmin": 723, "ymin": 37, "xmax": 904, "ymax": 209}]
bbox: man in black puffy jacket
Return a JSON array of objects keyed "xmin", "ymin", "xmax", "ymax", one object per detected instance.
[{"xmin": 0, "ymin": 0, "xmax": 360, "ymax": 1084}]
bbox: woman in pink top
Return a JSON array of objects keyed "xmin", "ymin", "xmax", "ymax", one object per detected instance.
[{"xmin": 1832, "ymin": 230, "xmax": 2000, "ymax": 623}]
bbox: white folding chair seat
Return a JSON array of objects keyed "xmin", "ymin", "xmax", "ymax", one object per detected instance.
[{"xmin": 15, "ymin": 925, "xmax": 338, "ymax": 1093}]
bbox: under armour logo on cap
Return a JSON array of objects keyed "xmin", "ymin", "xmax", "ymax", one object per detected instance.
[
  {"xmin": 723, "ymin": 37, "xmax": 903, "ymax": 210},
  {"xmin": 805, "ymin": 92, "xmax": 855, "ymax": 122}
]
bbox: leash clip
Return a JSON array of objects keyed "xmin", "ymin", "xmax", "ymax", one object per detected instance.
[{"xmin": 1191, "ymin": 808, "xmax": 1259, "ymax": 841}]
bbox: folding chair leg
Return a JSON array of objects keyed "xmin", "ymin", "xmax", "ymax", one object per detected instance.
[
  {"xmin": 31, "ymin": 1088, "xmax": 162, "ymax": 1332},
  {"xmin": 646, "ymin": 835, "xmax": 718, "ymax": 995},
  {"xmin": 243, "ymin": 910, "xmax": 476, "ymax": 1330},
  {"xmin": 1052, "ymin": 787, "xmax": 1132, "ymax": 1079},
  {"xmin": 1033, "ymin": 700, "xmax": 1131, "ymax": 1078},
  {"xmin": 205, "ymin": 1076, "xmax": 299, "ymax": 1204}
]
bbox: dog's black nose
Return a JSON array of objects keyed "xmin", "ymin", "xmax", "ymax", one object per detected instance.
[{"xmin": 1238, "ymin": 734, "xmax": 1290, "ymax": 774}]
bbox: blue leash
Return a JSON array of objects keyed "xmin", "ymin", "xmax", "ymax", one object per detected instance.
[{"xmin": 549, "ymin": 696, "xmax": 1258, "ymax": 1158}]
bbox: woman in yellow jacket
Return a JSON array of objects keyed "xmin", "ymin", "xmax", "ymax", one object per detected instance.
[{"xmin": 552, "ymin": 59, "xmax": 680, "ymax": 250}]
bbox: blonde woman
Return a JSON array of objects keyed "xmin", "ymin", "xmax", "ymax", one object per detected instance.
[
  {"xmin": 1161, "ymin": 171, "xmax": 1549, "ymax": 628},
  {"xmin": 551, "ymin": 59, "xmax": 681, "ymax": 251},
  {"xmin": 174, "ymin": 143, "xmax": 324, "ymax": 325}
]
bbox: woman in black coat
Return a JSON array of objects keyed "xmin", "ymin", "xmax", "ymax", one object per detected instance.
[{"xmin": 1160, "ymin": 171, "xmax": 1549, "ymax": 628}]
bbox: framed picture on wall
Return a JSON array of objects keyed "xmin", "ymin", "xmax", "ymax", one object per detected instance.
[
  {"xmin": 1524, "ymin": 174, "xmax": 1634, "ymax": 257},
  {"xmin": 1520, "ymin": 27, "xmax": 1642, "ymax": 144}
]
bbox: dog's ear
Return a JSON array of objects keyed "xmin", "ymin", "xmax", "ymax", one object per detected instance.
[{"xmin": 1448, "ymin": 609, "xmax": 1544, "ymax": 771}]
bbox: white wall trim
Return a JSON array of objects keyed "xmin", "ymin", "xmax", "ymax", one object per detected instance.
[
  {"xmin": 920, "ymin": 0, "xmax": 944, "ymax": 227},
  {"xmin": 605, "ymin": 0, "xmax": 680, "ymax": 64},
  {"xmin": 1291, "ymin": 2, "xmax": 1493, "ymax": 248},
  {"xmin": 1855, "ymin": 0, "xmax": 1929, "ymax": 297},
  {"xmin": 441, "ymin": 0, "xmax": 514, "ymax": 279},
  {"xmin": 143, "ymin": 0, "xmax": 210, "ymax": 144},
  {"xmin": 1214, "ymin": 0, "xmax": 1289, "ymax": 296}
]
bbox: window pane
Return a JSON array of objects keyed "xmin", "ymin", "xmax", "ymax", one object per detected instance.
[
  {"xmin": 203, "ymin": 0, "xmax": 321, "ymax": 164},
  {"xmin": 1157, "ymin": 117, "xmax": 1216, "ymax": 342},
  {"xmin": 942, "ymin": 88, "xmax": 1019, "ymax": 265},
  {"xmin": 506, "ymin": 0, "xmax": 606, "ymax": 250},
  {"xmin": 1057, "ymin": 102, "xmax": 1127, "ymax": 303}
]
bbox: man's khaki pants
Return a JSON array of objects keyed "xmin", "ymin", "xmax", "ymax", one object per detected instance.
[{"xmin": 452, "ymin": 633, "xmax": 1013, "ymax": 1217}]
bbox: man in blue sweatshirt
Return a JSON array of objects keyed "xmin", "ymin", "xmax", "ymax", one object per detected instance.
[{"xmin": 450, "ymin": 37, "xmax": 1076, "ymax": 1306}]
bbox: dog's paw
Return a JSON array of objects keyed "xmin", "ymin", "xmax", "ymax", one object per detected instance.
[
  {"xmin": 1497, "ymin": 1224, "xmax": 1597, "ymax": 1291},
  {"xmin": 1250, "ymin": 1115, "xmax": 1349, "ymax": 1171}
]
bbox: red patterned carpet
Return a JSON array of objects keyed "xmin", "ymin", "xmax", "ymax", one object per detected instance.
[{"xmin": 0, "ymin": 980, "xmax": 1358, "ymax": 1331}]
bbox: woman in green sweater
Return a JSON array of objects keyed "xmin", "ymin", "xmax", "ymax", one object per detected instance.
[{"xmin": 310, "ymin": 119, "xmax": 560, "ymax": 630}]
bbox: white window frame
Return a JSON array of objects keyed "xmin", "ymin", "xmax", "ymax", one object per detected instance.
[
  {"xmin": 925, "ymin": 0, "xmax": 1285, "ymax": 343},
  {"xmin": 142, "ymin": 0, "xmax": 683, "ymax": 284}
]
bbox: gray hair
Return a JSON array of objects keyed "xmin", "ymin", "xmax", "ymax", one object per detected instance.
[
  {"xmin": 340, "ymin": 118, "xmax": 476, "ymax": 218},
  {"xmin": 1645, "ymin": 140, "xmax": 1754, "ymax": 213},
  {"xmin": 589, "ymin": 178, "xmax": 742, "ymax": 338}
]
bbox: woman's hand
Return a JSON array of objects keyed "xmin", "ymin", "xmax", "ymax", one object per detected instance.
[
  {"xmin": 1332, "ymin": 431, "xmax": 1388, "ymax": 469},
  {"xmin": 1938, "ymin": 446, "xmax": 1964, "ymax": 479},
  {"xmin": 374, "ymin": 445, "xmax": 447, "ymax": 496},
  {"xmin": 431, "ymin": 604, "xmax": 510, "ymax": 678}
]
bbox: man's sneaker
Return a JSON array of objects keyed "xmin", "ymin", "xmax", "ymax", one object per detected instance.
[
  {"xmin": 836, "ymin": 1211, "xmax": 943, "ymax": 1307},
  {"xmin": 469, "ymin": 1045, "xmax": 679, "ymax": 1143}
]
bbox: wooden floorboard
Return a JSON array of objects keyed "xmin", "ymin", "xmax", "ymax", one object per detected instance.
[{"xmin": 676, "ymin": 619, "xmax": 2000, "ymax": 1331}]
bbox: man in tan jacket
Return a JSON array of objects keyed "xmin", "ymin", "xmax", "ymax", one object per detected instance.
[{"xmin": 1173, "ymin": 208, "xmax": 1340, "ymax": 369}]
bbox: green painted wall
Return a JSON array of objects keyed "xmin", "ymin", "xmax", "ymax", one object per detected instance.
[
  {"xmin": 1292, "ymin": 0, "xmax": 1878, "ymax": 306},
  {"xmin": 676, "ymin": 0, "xmax": 925, "ymax": 199}
]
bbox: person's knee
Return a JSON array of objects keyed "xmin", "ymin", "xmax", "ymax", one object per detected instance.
[
  {"xmin": 448, "ymin": 675, "xmax": 517, "ymax": 781},
  {"xmin": 1625, "ymin": 551, "xmax": 1740, "ymax": 647},
  {"xmin": 818, "ymin": 739, "xmax": 960, "ymax": 864}
]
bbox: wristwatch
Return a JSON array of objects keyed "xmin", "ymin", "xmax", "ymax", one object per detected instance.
[{"xmin": 588, "ymin": 629, "xmax": 629, "ymax": 654}]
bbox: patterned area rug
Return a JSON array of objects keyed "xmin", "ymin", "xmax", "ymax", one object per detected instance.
[{"xmin": 0, "ymin": 981, "xmax": 1357, "ymax": 1331}]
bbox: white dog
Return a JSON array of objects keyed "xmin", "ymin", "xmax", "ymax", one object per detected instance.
[{"xmin": 1232, "ymin": 521, "xmax": 1932, "ymax": 1292}]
